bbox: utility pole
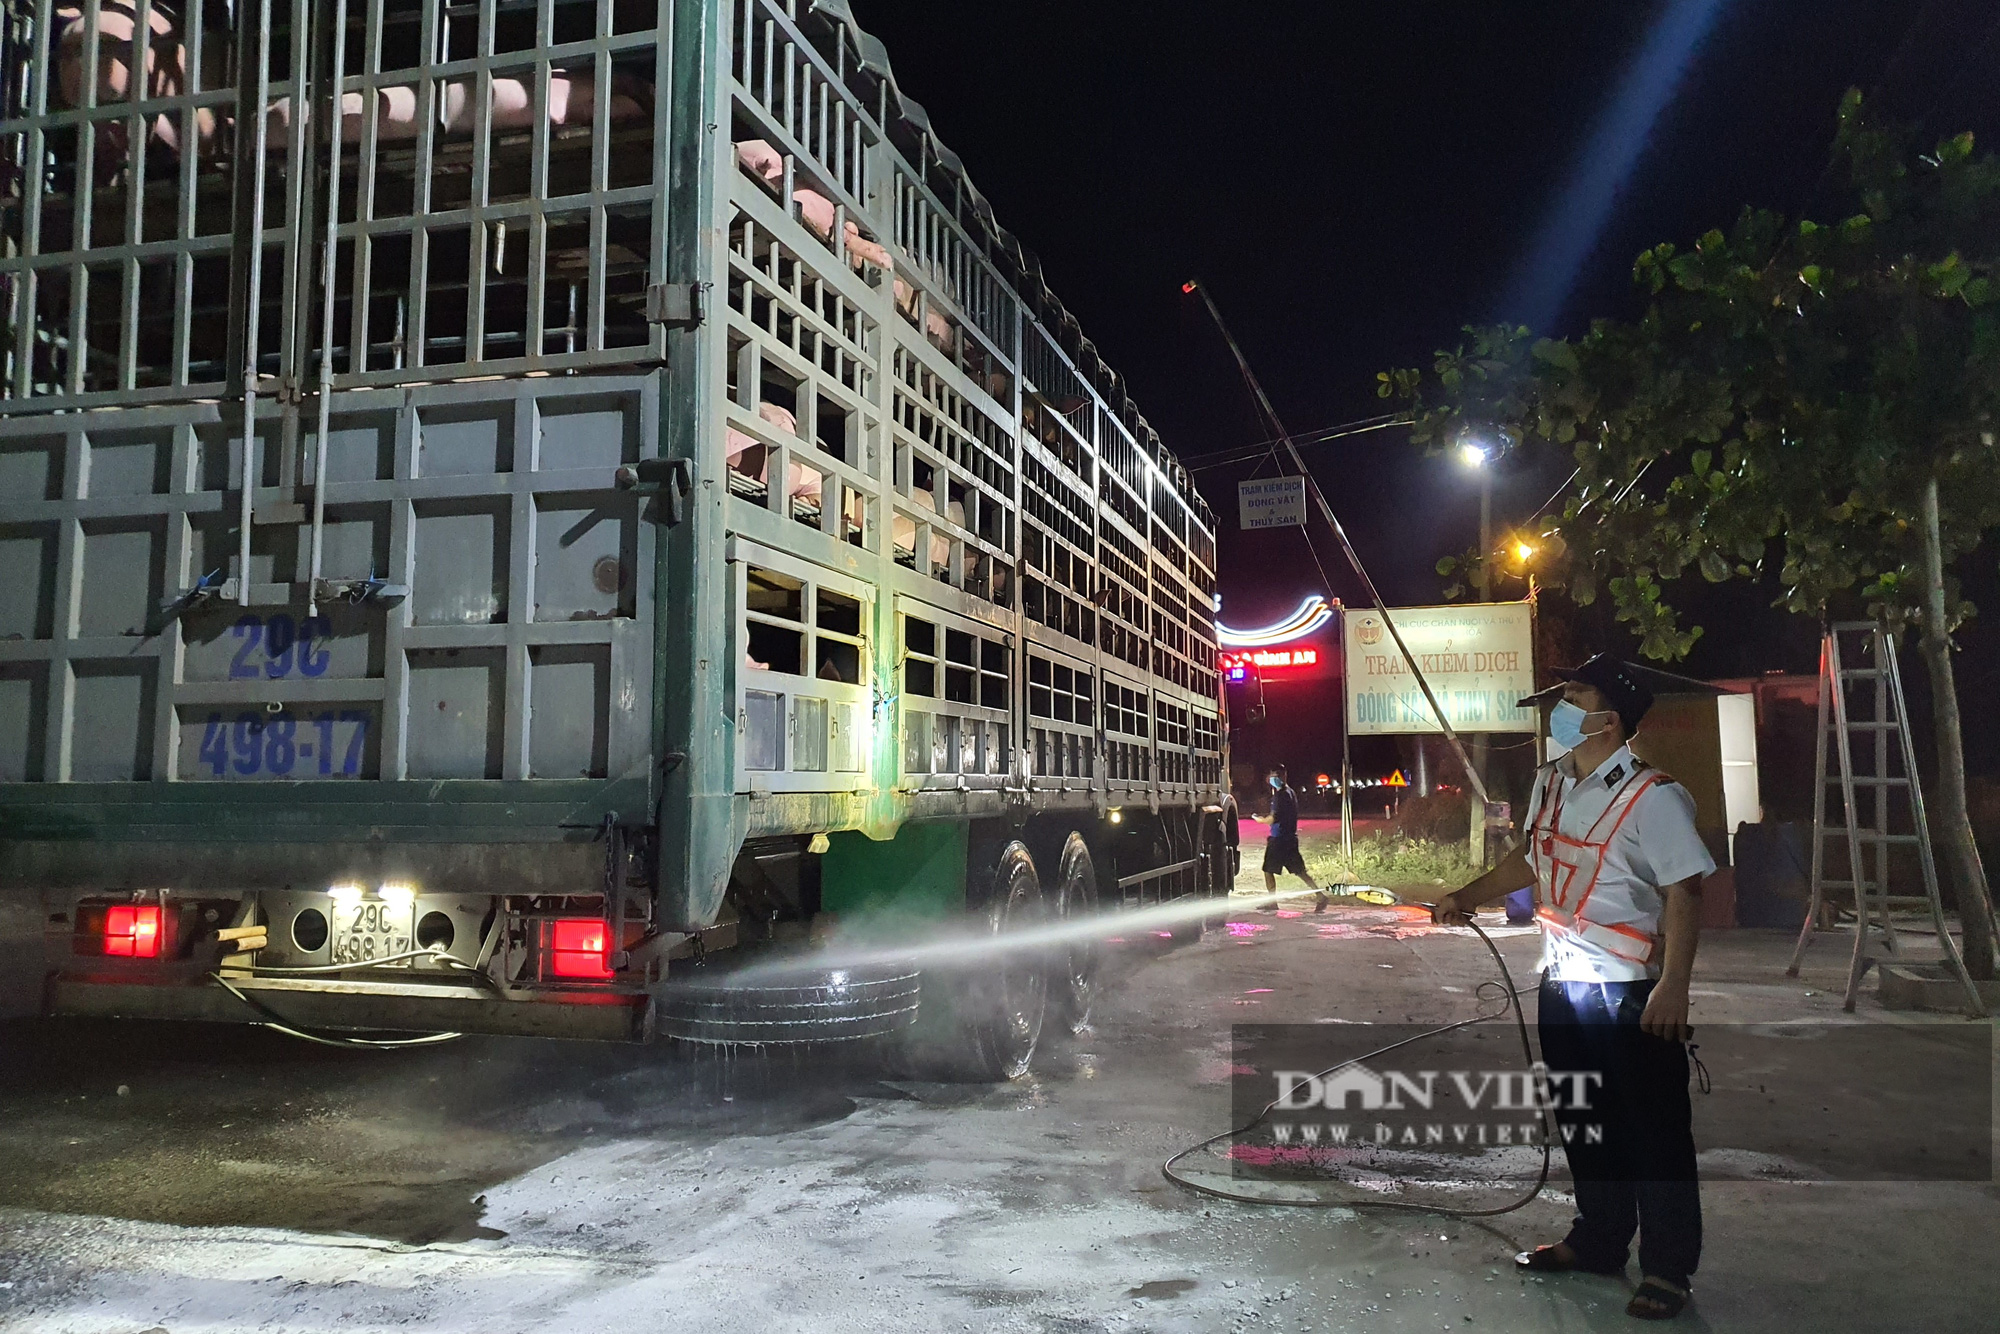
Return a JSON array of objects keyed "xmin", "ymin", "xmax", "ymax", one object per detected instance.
[
  {"xmin": 1468, "ymin": 460, "xmax": 1493, "ymax": 868},
  {"xmin": 1184, "ymin": 280, "xmax": 1493, "ymax": 824}
]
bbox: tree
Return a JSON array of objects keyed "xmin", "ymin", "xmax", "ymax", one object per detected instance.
[{"xmin": 1380, "ymin": 91, "xmax": 2000, "ymax": 977}]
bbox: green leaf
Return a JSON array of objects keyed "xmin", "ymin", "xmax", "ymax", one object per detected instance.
[
  {"xmin": 1691, "ymin": 449, "xmax": 1712, "ymax": 479},
  {"xmin": 1532, "ymin": 338, "xmax": 1580, "ymax": 371}
]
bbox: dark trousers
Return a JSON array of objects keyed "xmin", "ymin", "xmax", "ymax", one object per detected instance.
[{"xmin": 1537, "ymin": 976, "xmax": 1701, "ymax": 1288}]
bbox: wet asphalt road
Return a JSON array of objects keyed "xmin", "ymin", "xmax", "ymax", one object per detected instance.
[{"xmin": 0, "ymin": 897, "xmax": 1994, "ymax": 1333}]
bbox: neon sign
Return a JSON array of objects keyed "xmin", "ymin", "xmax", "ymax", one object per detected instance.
[
  {"xmin": 1216, "ymin": 595, "xmax": 1335, "ymax": 648},
  {"xmin": 1222, "ymin": 647, "xmax": 1320, "ymax": 677}
]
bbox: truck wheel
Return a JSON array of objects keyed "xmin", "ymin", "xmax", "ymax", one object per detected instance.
[
  {"xmin": 1203, "ymin": 809, "xmax": 1237, "ymax": 910},
  {"xmin": 1221, "ymin": 798, "xmax": 1243, "ymax": 886},
  {"xmin": 658, "ymin": 960, "xmax": 922, "ymax": 1046},
  {"xmin": 1047, "ymin": 832, "xmax": 1100, "ymax": 1034},
  {"xmin": 963, "ymin": 840, "xmax": 1048, "ymax": 1080}
]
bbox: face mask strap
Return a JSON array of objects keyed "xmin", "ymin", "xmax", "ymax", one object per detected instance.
[{"xmin": 1562, "ymin": 701, "xmax": 1614, "ymax": 739}]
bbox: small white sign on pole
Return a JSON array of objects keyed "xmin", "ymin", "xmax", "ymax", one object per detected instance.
[
  {"xmin": 1237, "ymin": 476, "xmax": 1307, "ymax": 531},
  {"xmin": 1343, "ymin": 602, "xmax": 1538, "ymax": 735}
]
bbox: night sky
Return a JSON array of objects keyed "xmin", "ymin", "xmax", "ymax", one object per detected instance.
[{"xmin": 852, "ymin": 1, "xmax": 2000, "ymax": 783}]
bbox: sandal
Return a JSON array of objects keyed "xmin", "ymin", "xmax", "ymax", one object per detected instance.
[
  {"xmin": 1626, "ymin": 1277, "xmax": 1690, "ymax": 1320},
  {"xmin": 1514, "ymin": 1244, "xmax": 1625, "ymax": 1276}
]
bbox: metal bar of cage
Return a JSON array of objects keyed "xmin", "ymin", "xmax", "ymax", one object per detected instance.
[
  {"xmin": 170, "ymin": 0, "xmax": 206, "ymax": 386},
  {"xmin": 585, "ymin": 0, "xmax": 610, "ymax": 353},
  {"xmin": 462, "ymin": 0, "xmax": 496, "ymax": 365},
  {"xmin": 277, "ymin": 0, "xmax": 314, "ymax": 428},
  {"xmin": 63, "ymin": 0, "xmax": 101, "ymax": 395},
  {"xmin": 8, "ymin": 2, "xmax": 52, "ymax": 398},
  {"xmin": 522, "ymin": 0, "xmax": 553, "ymax": 359},
  {"xmin": 407, "ymin": 0, "xmax": 437, "ymax": 370},
  {"xmin": 237, "ymin": 0, "xmax": 277, "ymax": 605},
  {"xmin": 307, "ymin": 0, "xmax": 352, "ymax": 616},
  {"xmin": 116, "ymin": 0, "xmax": 153, "ymax": 393},
  {"xmin": 346, "ymin": 0, "xmax": 385, "ymax": 379}
]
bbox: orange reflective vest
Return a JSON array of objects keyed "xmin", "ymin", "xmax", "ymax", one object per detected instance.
[{"xmin": 1526, "ymin": 762, "xmax": 1671, "ymax": 975}]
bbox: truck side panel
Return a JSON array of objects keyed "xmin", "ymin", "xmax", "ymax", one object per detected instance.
[{"xmin": 0, "ymin": 375, "xmax": 660, "ymax": 878}]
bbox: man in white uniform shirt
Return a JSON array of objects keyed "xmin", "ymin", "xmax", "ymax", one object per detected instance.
[{"xmin": 1432, "ymin": 655, "xmax": 1715, "ymax": 1321}]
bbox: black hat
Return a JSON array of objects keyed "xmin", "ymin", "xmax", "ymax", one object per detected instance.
[{"xmin": 1517, "ymin": 654, "xmax": 1654, "ymax": 735}]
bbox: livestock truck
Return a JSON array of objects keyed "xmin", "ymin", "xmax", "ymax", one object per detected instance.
[{"xmin": 0, "ymin": 0, "xmax": 1235, "ymax": 1075}]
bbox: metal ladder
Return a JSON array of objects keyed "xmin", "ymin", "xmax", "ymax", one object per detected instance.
[{"xmin": 1786, "ymin": 622, "xmax": 1985, "ymax": 1015}]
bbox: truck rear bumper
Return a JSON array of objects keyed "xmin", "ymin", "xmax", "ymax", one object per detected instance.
[{"xmin": 50, "ymin": 975, "xmax": 654, "ymax": 1043}]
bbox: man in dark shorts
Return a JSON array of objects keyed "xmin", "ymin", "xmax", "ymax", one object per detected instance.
[{"xmin": 1259, "ymin": 766, "xmax": 1325, "ymax": 907}]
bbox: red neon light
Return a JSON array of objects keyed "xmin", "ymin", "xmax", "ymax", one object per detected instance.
[
  {"xmin": 1222, "ymin": 648, "xmax": 1319, "ymax": 673},
  {"xmin": 104, "ymin": 905, "xmax": 162, "ymax": 958},
  {"xmin": 549, "ymin": 918, "xmax": 612, "ymax": 979}
]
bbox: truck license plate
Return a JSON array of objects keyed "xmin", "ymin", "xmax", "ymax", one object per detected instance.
[{"xmin": 331, "ymin": 899, "xmax": 413, "ymax": 966}]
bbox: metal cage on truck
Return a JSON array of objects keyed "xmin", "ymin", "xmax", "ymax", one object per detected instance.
[{"xmin": 0, "ymin": 0, "xmax": 1232, "ymax": 1056}]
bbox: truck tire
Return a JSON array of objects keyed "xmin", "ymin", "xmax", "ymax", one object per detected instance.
[
  {"xmin": 1047, "ymin": 831, "xmax": 1100, "ymax": 1034},
  {"xmin": 658, "ymin": 961, "xmax": 922, "ymax": 1046},
  {"xmin": 1224, "ymin": 796, "xmax": 1243, "ymax": 882},
  {"xmin": 962, "ymin": 839, "xmax": 1048, "ymax": 1080},
  {"xmin": 1202, "ymin": 808, "xmax": 1236, "ymax": 902}
]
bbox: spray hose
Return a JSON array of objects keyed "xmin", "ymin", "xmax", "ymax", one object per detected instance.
[{"xmin": 1163, "ymin": 915, "xmax": 1556, "ymax": 1218}]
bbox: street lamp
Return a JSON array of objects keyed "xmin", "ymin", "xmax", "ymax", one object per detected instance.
[
  {"xmin": 1513, "ymin": 537, "xmax": 1540, "ymax": 600},
  {"xmin": 1454, "ymin": 429, "xmax": 1506, "ymax": 873}
]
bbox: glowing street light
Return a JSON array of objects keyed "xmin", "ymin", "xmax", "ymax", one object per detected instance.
[
  {"xmin": 1457, "ymin": 440, "xmax": 1491, "ymax": 469},
  {"xmin": 1515, "ymin": 540, "xmax": 1537, "ymax": 563}
]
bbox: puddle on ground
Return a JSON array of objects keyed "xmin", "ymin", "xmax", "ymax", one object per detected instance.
[{"xmin": 0, "ymin": 1017, "xmax": 905, "ymax": 1245}]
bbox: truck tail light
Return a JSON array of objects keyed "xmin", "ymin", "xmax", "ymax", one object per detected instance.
[
  {"xmin": 548, "ymin": 918, "xmax": 612, "ymax": 979},
  {"xmin": 104, "ymin": 905, "xmax": 162, "ymax": 958}
]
